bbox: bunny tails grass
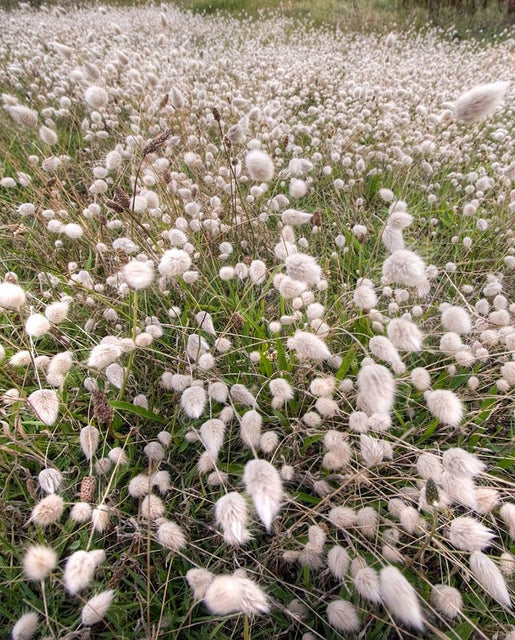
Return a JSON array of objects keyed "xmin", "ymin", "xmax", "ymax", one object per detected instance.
[
  {"xmin": 380, "ymin": 566, "xmax": 425, "ymax": 631},
  {"xmin": 455, "ymin": 81, "xmax": 509, "ymax": 123},
  {"xmin": 1, "ymin": 3, "xmax": 515, "ymax": 639},
  {"xmin": 243, "ymin": 459, "xmax": 283, "ymax": 532},
  {"xmin": 11, "ymin": 612, "xmax": 39, "ymax": 640}
]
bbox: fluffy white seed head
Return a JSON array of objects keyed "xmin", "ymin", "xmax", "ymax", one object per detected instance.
[
  {"xmin": 501, "ymin": 362, "xmax": 515, "ymax": 388},
  {"xmin": 285, "ymin": 252, "xmax": 321, "ymax": 284},
  {"xmin": 449, "ymin": 516, "xmax": 494, "ymax": 552},
  {"xmin": 441, "ymin": 472, "xmax": 478, "ymax": 510},
  {"xmin": 399, "ymin": 506, "xmax": 425, "ymax": 534},
  {"xmin": 84, "ymin": 86, "xmax": 108, "ymax": 109},
  {"xmin": 31, "ymin": 494, "xmax": 64, "ymax": 526},
  {"xmin": 69, "ymin": 502, "xmax": 92, "ymax": 523},
  {"xmin": 87, "ymin": 343, "xmax": 121, "ymax": 369},
  {"xmin": 81, "ymin": 590, "xmax": 115, "ymax": 626},
  {"xmin": 123, "ymin": 260, "xmax": 154, "ymax": 289},
  {"xmin": 353, "ymin": 283, "xmax": 377, "ymax": 310},
  {"xmin": 357, "ymin": 363, "xmax": 395, "ymax": 415},
  {"xmin": 181, "ymin": 385, "xmax": 206, "ymax": 419},
  {"xmin": 469, "ymin": 551, "xmax": 511, "ymax": 609},
  {"xmin": 12, "ymin": 612, "xmax": 39, "ymax": 640},
  {"xmin": 475, "ymin": 487, "xmax": 500, "ymax": 514},
  {"xmin": 245, "ymin": 149, "xmax": 274, "ymax": 182},
  {"xmin": 208, "ymin": 381, "xmax": 228, "ymax": 403},
  {"xmin": 230, "ymin": 383, "xmax": 256, "ymax": 406},
  {"xmin": 281, "ymin": 209, "xmax": 312, "ymax": 225},
  {"xmin": 292, "ymin": 330, "xmax": 331, "ymax": 362},
  {"xmin": 328, "ymin": 506, "xmax": 357, "ymax": 530},
  {"xmin": 269, "ymin": 378, "xmax": 294, "ymax": 408},
  {"xmin": 500, "ymin": 503, "xmax": 515, "ymax": 540},
  {"xmin": 23, "ymin": 545, "xmax": 57, "ymax": 581},
  {"xmin": 204, "ymin": 574, "xmax": 269, "ymax": 615},
  {"xmin": 186, "ymin": 568, "xmax": 214, "ymax": 600},
  {"xmin": 327, "ymin": 545, "xmax": 350, "ymax": 579},
  {"xmin": 80, "ymin": 426, "xmax": 99, "ymax": 460},
  {"xmin": 382, "ymin": 225, "xmax": 405, "ymax": 253},
  {"xmin": 248, "ymin": 260, "xmax": 267, "ymax": 284},
  {"xmin": 379, "ymin": 188, "xmax": 395, "ymax": 202},
  {"xmin": 360, "ymin": 434, "xmax": 393, "ymax": 466},
  {"xmin": 0, "ymin": 282, "xmax": 25, "ymax": 310},
  {"xmin": 380, "ymin": 566, "xmax": 424, "ymax": 630},
  {"xmin": 215, "ymin": 492, "xmax": 252, "ymax": 546},
  {"xmin": 441, "ymin": 306, "xmax": 472, "ymax": 334},
  {"xmin": 28, "ymin": 389, "xmax": 59, "ymax": 426},
  {"xmin": 356, "ymin": 506, "xmax": 379, "ymax": 538},
  {"xmin": 354, "ymin": 567, "xmax": 381, "ymax": 603},
  {"xmin": 348, "ymin": 411, "xmax": 369, "ymax": 433},
  {"xmin": 156, "ymin": 519, "xmax": 187, "ymax": 552},
  {"xmin": 9, "ymin": 104, "xmax": 38, "ymax": 129},
  {"xmin": 387, "ymin": 209, "xmax": 413, "ymax": 229},
  {"xmin": 430, "ymin": 585, "xmax": 463, "ymax": 619},
  {"xmin": 200, "ymin": 418, "xmax": 225, "ymax": 457},
  {"xmin": 239, "ymin": 410, "xmax": 262, "ymax": 449},
  {"xmin": 382, "ymin": 249, "xmax": 428, "ymax": 292},
  {"xmin": 369, "ymin": 336, "xmax": 404, "ymax": 373},
  {"xmin": 416, "ymin": 452, "xmax": 443, "ymax": 481},
  {"xmin": 140, "ymin": 494, "xmax": 165, "ymax": 520},
  {"xmin": 326, "ymin": 600, "xmax": 361, "ymax": 632},
  {"xmin": 159, "ymin": 249, "xmax": 192, "ymax": 278},
  {"xmin": 425, "ymin": 390, "xmax": 463, "ymax": 427},
  {"xmin": 25, "ymin": 313, "xmax": 50, "ymax": 338},
  {"xmin": 500, "ymin": 552, "xmax": 515, "ymax": 577},
  {"xmin": 324, "ymin": 430, "xmax": 349, "ymax": 452},
  {"xmin": 243, "ymin": 459, "xmax": 283, "ymax": 532},
  {"xmin": 442, "ymin": 447, "xmax": 485, "ymax": 477},
  {"xmin": 411, "ymin": 367, "xmax": 431, "ymax": 391},
  {"xmin": 455, "ymin": 81, "xmax": 509, "ymax": 123},
  {"xmin": 260, "ymin": 430, "xmax": 279, "ymax": 454},
  {"xmin": 289, "ymin": 178, "xmax": 307, "ymax": 198},
  {"xmin": 64, "ymin": 549, "xmax": 104, "ymax": 594},
  {"xmin": 169, "ymin": 86, "xmax": 185, "ymax": 109},
  {"xmin": 387, "ymin": 318, "xmax": 423, "ymax": 352},
  {"xmin": 91, "ymin": 505, "xmax": 111, "ymax": 532},
  {"xmin": 195, "ymin": 311, "xmax": 216, "ymax": 336},
  {"xmin": 47, "ymin": 351, "xmax": 73, "ymax": 380},
  {"xmin": 38, "ymin": 468, "xmax": 62, "ymax": 494},
  {"xmin": 440, "ymin": 332, "xmax": 463, "ymax": 355}
]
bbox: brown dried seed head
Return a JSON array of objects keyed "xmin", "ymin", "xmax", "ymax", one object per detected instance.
[
  {"xmin": 231, "ymin": 312, "xmax": 244, "ymax": 330},
  {"xmin": 26, "ymin": 476, "xmax": 38, "ymax": 500},
  {"xmin": 312, "ymin": 210, "xmax": 322, "ymax": 227},
  {"xmin": 92, "ymin": 390, "xmax": 114, "ymax": 426},
  {"xmin": 212, "ymin": 107, "xmax": 221, "ymax": 122},
  {"xmin": 106, "ymin": 199, "xmax": 125, "ymax": 213},
  {"xmin": 80, "ymin": 475, "xmax": 97, "ymax": 502},
  {"xmin": 143, "ymin": 127, "xmax": 172, "ymax": 155},
  {"xmin": 159, "ymin": 93, "xmax": 169, "ymax": 110},
  {"xmin": 115, "ymin": 187, "xmax": 131, "ymax": 210},
  {"xmin": 107, "ymin": 563, "xmax": 125, "ymax": 589}
]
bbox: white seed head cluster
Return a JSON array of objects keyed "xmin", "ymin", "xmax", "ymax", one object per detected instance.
[{"xmin": 1, "ymin": 4, "xmax": 514, "ymax": 638}]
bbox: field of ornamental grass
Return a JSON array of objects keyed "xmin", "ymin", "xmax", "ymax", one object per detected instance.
[{"xmin": 0, "ymin": 3, "xmax": 513, "ymax": 639}]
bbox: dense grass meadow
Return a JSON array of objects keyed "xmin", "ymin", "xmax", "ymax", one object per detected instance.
[{"xmin": 0, "ymin": 1, "xmax": 514, "ymax": 639}]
